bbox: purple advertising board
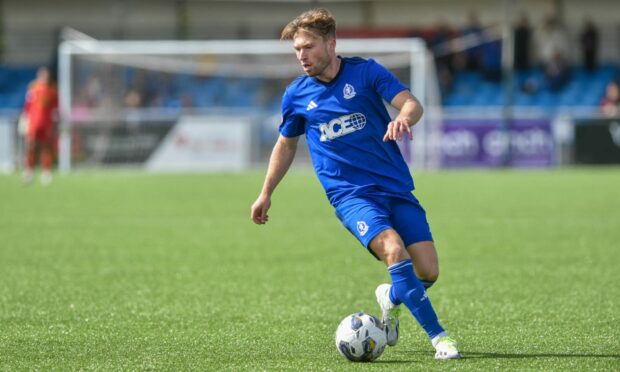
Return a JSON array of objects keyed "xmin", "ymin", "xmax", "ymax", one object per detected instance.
[{"xmin": 440, "ymin": 118, "xmax": 554, "ymax": 168}]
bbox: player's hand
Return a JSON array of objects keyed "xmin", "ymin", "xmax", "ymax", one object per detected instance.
[
  {"xmin": 383, "ymin": 117, "xmax": 413, "ymax": 142},
  {"xmin": 250, "ymin": 194, "xmax": 271, "ymax": 225}
]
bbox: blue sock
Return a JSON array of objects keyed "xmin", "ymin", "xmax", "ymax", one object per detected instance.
[
  {"xmin": 389, "ymin": 278, "xmax": 434, "ymax": 304},
  {"xmin": 388, "ymin": 259, "xmax": 445, "ymax": 339},
  {"xmin": 389, "ymin": 279, "xmax": 435, "ymax": 305}
]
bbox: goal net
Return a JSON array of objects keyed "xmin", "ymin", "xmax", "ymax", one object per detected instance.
[{"xmin": 58, "ymin": 38, "xmax": 439, "ymax": 172}]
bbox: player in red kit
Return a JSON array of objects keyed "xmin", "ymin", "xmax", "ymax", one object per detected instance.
[{"xmin": 21, "ymin": 66, "xmax": 58, "ymax": 185}]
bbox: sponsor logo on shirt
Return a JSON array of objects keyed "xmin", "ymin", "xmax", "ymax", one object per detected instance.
[
  {"xmin": 343, "ymin": 83, "xmax": 356, "ymax": 99},
  {"xmin": 319, "ymin": 113, "xmax": 367, "ymax": 141}
]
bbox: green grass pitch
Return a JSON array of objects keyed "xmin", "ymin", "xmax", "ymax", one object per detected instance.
[{"xmin": 1, "ymin": 168, "xmax": 619, "ymax": 370}]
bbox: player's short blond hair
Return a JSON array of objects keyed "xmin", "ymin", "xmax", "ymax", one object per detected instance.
[{"xmin": 281, "ymin": 8, "xmax": 336, "ymax": 40}]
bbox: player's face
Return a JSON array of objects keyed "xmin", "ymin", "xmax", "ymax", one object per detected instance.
[
  {"xmin": 293, "ymin": 30, "xmax": 335, "ymax": 78},
  {"xmin": 37, "ymin": 67, "xmax": 50, "ymax": 83}
]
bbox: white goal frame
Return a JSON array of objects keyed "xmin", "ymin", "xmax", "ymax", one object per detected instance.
[{"xmin": 58, "ymin": 38, "xmax": 433, "ymax": 172}]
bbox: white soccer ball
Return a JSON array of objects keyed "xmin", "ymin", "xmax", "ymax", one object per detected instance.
[{"xmin": 335, "ymin": 312, "xmax": 387, "ymax": 362}]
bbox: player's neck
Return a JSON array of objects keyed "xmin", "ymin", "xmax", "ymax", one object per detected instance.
[{"xmin": 316, "ymin": 56, "xmax": 341, "ymax": 83}]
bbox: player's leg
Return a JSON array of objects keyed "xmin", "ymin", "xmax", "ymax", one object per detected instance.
[
  {"xmin": 369, "ymin": 229, "xmax": 447, "ymax": 343},
  {"xmin": 391, "ymin": 194, "xmax": 439, "ymax": 289},
  {"xmin": 39, "ymin": 132, "xmax": 54, "ymax": 185},
  {"xmin": 22, "ymin": 136, "xmax": 37, "ymax": 184},
  {"xmin": 407, "ymin": 241, "xmax": 439, "ymax": 289},
  {"xmin": 369, "ymin": 229, "xmax": 406, "ymax": 346},
  {"xmin": 334, "ymin": 197, "xmax": 404, "ymax": 346},
  {"xmin": 335, "ymin": 196, "xmax": 459, "ymax": 358},
  {"xmin": 367, "ymin": 228, "xmax": 408, "ymax": 266},
  {"xmin": 389, "ymin": 194, "xmax": 460, "ymax": 359}
]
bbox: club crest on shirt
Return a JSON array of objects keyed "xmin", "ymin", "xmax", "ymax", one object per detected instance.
[
  {"xmin": 357, "ymin": 221, "xmax": 369, "ymax": 236},
  {"xmin": 343, "ymin": 83, "xmax": 356, "ymax": 99}
]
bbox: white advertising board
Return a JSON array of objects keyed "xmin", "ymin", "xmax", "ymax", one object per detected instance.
[
  {"xmin": 146, "ymin": 115, "xmax": 252, "ymax": 172},
  {"xmin": 0, "ymin": 119, "xmax": 15, "ymax": 173}
]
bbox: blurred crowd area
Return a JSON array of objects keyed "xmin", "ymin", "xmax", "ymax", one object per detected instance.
[
  {"xmin": 419, "ymin": 12, "xmax": 619, "ymax": 114},
  {"xmin": 1, "ymin": 10, "xmax": 619, "ymax": 117},
  {"xmin": 69, "ymin": 70, "xmax": 289, "ymax": 120}
]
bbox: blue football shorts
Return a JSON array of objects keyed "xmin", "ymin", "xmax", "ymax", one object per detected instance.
[{"xmin": 334, "ymin": 192, "xmax": 433, "ymax": 259}]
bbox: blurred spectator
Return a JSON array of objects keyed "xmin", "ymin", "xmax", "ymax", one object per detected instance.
[
  {"xmin": 124, "ymin": 88, "xmax": 143, "ymax": 129},
  {"xmin": 537, "ymin": 16, "xmax": 570, "ymax": 91},
  {"xmin": 157, "ymin": 72, "xmax": 181, "ymax": 107},
  {"xmin": 431, "ymin": 21, "xmax": 455, "ymax": 94},
  {"xmin": 124, "ymin": 89, "xmax": 143, "ymax": 108},
  {"xmin": 129, "ymin": 70, "xmax": 158, "ymax": 107},
  {"xmin": 545, "ymin": 52, "xmax": 570, "ymax": 92},
  {"xmin": 460, "ymin": 11, "xmax": 484, "ymax": 72},
  {"xmin": 513, "ymin": 13, "xmax": 532, "ymax": 71},
  {"xmin": 21, "ymin": 66, "xmax": 58, "ymax": 186},
  {"xmin": 480, "ymin": 36, "xmax": 502, "ymax": 82},
  {"xmin": 579, "ymin": 16, "xmax": 599, "ymax": 72},
  {"xmin": 72, "ymin": 77, "xmax": 102, "ymax": 121},
  {"xmin": 600, "ymin": 80, "xmax": 620, "ymax": 117}
]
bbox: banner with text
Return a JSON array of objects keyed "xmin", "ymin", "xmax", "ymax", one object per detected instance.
[{"xmin": 440, "ymin": 118, "xmax": 554, "ymax": 168}]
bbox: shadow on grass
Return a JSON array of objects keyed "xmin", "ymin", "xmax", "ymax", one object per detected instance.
[
  {"xmin": 464, "ymin": 351, "xmax": 620, "ymax": 359},
  {"xmin": 373, "ymin": 359, "xmax": 418, "ymax": 364},
  {"xmin": 400, "ymin": 350, "xmax": 620, "ymax": 361}
]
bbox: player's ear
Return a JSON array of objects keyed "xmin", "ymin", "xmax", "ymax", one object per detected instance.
[{"xmin": 327, "ymin": 36, "xmax": 336, "ymax": 53}]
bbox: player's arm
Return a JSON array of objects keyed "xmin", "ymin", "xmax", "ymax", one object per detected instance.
[
  {"xmin": 250, "ymin": 135, "xmax": 299, "ymax": 225},
  {"xmin": 22, "ymin": 87, "xmax": 33, "ymax": 115},
  {"xmin": 383, "ymin": 90, "xmax": 424, "ymax": 142}
]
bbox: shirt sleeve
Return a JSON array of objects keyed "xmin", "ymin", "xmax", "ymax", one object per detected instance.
[
  {"xmin": 278, "ymin": 90, "xmax": 305, "ymax": 137},
  {"xmin": 366, "ymin": 58, "xmax": 408, "ymax": 103}
]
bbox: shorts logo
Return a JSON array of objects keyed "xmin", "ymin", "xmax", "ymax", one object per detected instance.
[
  {"xmin": 343, "ymin": 83, "xmax": 356, "ymax": 99},
  {"xmin": 319, "ymin": 113, "xmax": 367, "ymax": 141},
  {"xmin": 357, "ymin": 221, "xmax": 369, "ymax": 236}
]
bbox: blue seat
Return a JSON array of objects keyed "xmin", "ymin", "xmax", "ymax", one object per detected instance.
[
  {"xmin": 6, "ymin": 94, "xmax": 24, "ymax": 108},
  {"xmin": 448, "ymin": 92, "xmax": 474, "ymax": 106},
  {"xmin": 444, "ymin": 65, "xmax": 619, "ymax": 109}
]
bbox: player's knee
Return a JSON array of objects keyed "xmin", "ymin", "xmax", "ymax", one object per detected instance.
[
  {"xmin": 416, "ymin": 270, "xmax": 439, "ymax": 289},
  {"xmin": 419, "ymin": 278, "xmax": 436, "ymax": 289},
  {"xmin": 383, "ymin": 245, "xmax": 408, "ymax": 266},
  {"xmin": 419, "ymin": 268, "xmax": 439, "ymax": 282},
  {"xmin": 416, "ymin": 267, "xmax": 439, "ymax": 289},
  {"xmin": 370, "ymin": 229, "xmax": 409, "ymax": 266}
]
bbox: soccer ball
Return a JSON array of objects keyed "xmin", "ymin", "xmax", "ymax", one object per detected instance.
[{"xmin": 335, "ymin": 312, "xmax": 387, "ymax": 362}]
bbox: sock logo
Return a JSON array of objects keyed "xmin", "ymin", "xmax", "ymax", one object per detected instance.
[{"xmin": 357, "ymin": 221, "xmax": 369, "ymax": 236}]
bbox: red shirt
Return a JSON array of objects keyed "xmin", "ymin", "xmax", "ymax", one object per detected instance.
[{"xmin": 24, "ymin": 81, "xmax": 58, "ymax": 130}]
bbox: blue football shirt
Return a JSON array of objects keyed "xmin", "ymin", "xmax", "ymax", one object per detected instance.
[{"xmin": 279, "ymin": 57, "xmax": 415, "ymax": 206}]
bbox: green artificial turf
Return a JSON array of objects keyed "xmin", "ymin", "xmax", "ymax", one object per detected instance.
[{"xmin": 0, "ymin": 168, "xmax": 619, "ymax": 370}]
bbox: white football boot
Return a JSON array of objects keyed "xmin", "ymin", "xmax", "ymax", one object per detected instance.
[
  {"xmin": 375, "ymin": 283, "xmax": 400, "ymax": 346},
  {"xmin": 40, "ymin": 170, "xmax": 52, "ymax": 186},
  {"xmin": 432, "ymin": 334, "xmax": 461, "ymax": 360},
  {"xmin": 21, "ymin": 169, "xmax": 33, "ymax": 185}
]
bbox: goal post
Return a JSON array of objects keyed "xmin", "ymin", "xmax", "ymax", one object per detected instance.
[{"xmin": 58, "ymin": 38, "xmax": 438, "ymax": 172}]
